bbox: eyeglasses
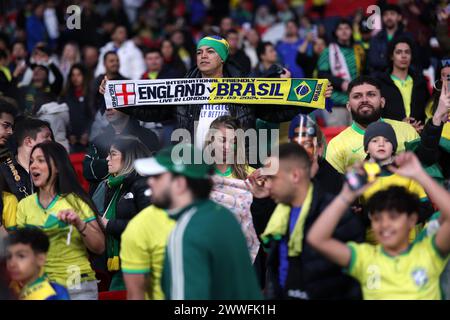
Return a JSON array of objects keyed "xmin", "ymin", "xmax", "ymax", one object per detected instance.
[
  {"xmin": 441, "ymin": 59, "xmax": 450, "ymax": 67},
  {"xmin": 108, "ymin": 151, "xmax": 120, "ymax": 158}
]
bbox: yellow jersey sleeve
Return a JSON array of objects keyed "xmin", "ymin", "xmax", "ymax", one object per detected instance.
[
  {"xmin": 2, "ymin": 192, "xmax": 18, "ymax": 231},
  {"xmin": 326, "ymin": 138, "xmax": 346, "ymax": 174},
  {"xmin": 422, "ymin": 234, "xmax": 449, "ymax": 272},
  {"xmin": 120, "ymin": 206, "xmax": 175, "ymax": 300},
  {"xmin": 442, "ymin": 123, "xmax": 450, "ymax": 140},
  {"xmin": 424, "ymin": 100, "xmax": 433, "ymax": 121},
  {"xmin": 120, "ymin": 216, "xmax": 152, "ymax": 274},
  {"xmin": 408, "ymin": 179, "xmax": 428, "ymax": 200},
  {"xmin": 346, "ymin": 242, "xmax": 380, "ymax": 282},
  {"xmin": 400, "ymin": 124, "xmax": 420, "ymax": 148},
  {"xmin": 16, "ymin": 199, "xmax": 27, "ymax": 227},
  {"xmin": 67, "ymin": 194, "xmax": 97, "ymax": 223}
]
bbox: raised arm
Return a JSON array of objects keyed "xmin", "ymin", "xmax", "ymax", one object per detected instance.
[
  {"xmin": 123, "ymin": 274, "xmax": 148, "ymax": 300},
  {"xmin": 389, "ymin": 152, "xmax": 450, "ymax": 256},
  {"xmin": 415, "ymin": 82, "xmax": 449, "ymax": 166},
  {"xmin": 307, "ymin": 165, "xmax": 370, "ymax": 267},
  {"xmin": 99, "ymin": 76, "xmax": 175, "ymax": 122}
]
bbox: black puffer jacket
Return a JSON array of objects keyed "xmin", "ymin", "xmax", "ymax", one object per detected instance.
[
  {"xmin": 83, "ymin": 118, "xmax": 160, "ymax": 194},
  {"xmin": 259, "ymin": 182, "xmax": 364, "ymax": 300},
  {"xmin": 413, "ymin": 119, "xmax": 450, "ymax": 180},
  {"xmin": 120, "ymin": 62, "xmax": 311, "ymax": 135},
  {"xmin": 378, "ymin": 70, "xmax": 430, "ymax": 123},
  {"xmin": 103, "ymin": 172, "xmax": 150, "ymax": 240}
]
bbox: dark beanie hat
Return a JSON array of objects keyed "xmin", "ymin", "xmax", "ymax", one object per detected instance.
[{"xmin": 363, "ymin": 121, "xmax": 398, "ymax": 153}]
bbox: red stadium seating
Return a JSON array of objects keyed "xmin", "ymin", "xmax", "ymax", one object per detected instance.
[
  {"xmin": 98, "ymin": 290, "xmax": 127, "ymax": 300},
  {"xmin": 321, "ymin": 126, "xmax": 346, "ymax": 143},
  {"xmin": 69, "ymin": 153, "xmax": 89, "ymax": 192}
]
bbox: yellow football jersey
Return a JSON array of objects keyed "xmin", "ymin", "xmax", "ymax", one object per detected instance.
[
  {"xmin": 1, "ymin": 192, "xmax": 18, "ymax": 231},
  {"xmin": 16, "ymin": 193, "xmax": 97, "ymax": 286},
  {"xmin": 120, "ymin": 205, "xmax": 175, "ymax": 300},
  {"xmin": 346, "ymin": 235, "xmax": 449, "ymax": 300},
  {"xmin": 326, "ymin": 119, "xmax": 419, "ymax": 173}
]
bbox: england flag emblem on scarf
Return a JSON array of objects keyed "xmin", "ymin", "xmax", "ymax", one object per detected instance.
[{"xmin": 115, "ymin": 83, "xmax": 136, "ymax": 106}]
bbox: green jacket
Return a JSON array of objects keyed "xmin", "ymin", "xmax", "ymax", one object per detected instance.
[{"xmin": 161, "ymin": 199, "xmax": 262, "ymax": 300}]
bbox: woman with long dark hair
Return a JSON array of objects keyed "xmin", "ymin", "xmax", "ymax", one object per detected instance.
[
  {"xmin": 94, "ymin": 135, "xmax": 152, "ymax": 291},
  {"xmin": 16, "ymin": 141, "xmax": 104, "ymax": 300},
  {"xmin": 62, "ymin": 63, "xmax": 92, "ymax": 153}
]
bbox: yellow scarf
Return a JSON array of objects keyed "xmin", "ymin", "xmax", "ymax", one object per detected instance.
[{"xmin": 261, "ymin": 184, "xmax": 314, "ymax": 256}]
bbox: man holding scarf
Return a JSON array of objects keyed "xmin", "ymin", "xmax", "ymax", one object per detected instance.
[{"xmin": 100, "ymin": 35, "xmax": 333, "ymax": 151}]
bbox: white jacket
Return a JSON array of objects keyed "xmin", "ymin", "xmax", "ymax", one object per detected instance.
[
  {"xmin": 95, "ymin": 40, "xmax": 146, "ymax": 80},
  {"xmin": 36, "ymin": 102, "xmax": 70, "ymax": 152}
]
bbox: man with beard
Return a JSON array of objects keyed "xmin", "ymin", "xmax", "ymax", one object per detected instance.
[
  {"xmin": 133, "ymin": 144, "xmax": 262, "ymax": 300},
  {"xmin": 325, "ymin": 76, "xmax": 419, "ymax": 174}
]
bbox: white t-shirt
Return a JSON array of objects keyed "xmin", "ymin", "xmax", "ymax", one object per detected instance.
[{"xmin": 195, "ymin": 105, "xmax": 230, "ymax": 148}]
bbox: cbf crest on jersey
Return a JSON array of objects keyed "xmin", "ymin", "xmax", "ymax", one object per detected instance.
[{"xmin": 411, "ymin": 268, "xmax": 429, "ymax": 288}]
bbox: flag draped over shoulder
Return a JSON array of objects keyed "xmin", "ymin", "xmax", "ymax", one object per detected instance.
[
  {"xmin": 210, "ymin": 175, "xmax": 260, "ymax": 263},
  {"xmin": 104, "ymin": 78, "xmax": 329, "ymax": 110}
]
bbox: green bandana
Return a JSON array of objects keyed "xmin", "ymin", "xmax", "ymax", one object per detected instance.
[
  {"xmin": 197, "ymin": 36, "xmax": 230, "ymax": 62},
  {"xmin": 105, "ymin": 175, "xmax": 125, "ymax": 271}
]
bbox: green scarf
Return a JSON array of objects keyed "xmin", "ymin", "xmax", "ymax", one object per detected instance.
[
  {"xmin": 105, "ymin": 175, "xmax": 125, "ymax": 271},
  {"xmin": 261, "ymin": 184, "xmax": 314, "ymax": 257}
]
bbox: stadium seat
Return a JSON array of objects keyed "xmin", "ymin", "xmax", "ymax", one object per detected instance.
[
  {"xmin": 98, "ymin": 290, "xmax": 127, "ymax": 300},
  {"xmin": 69, "ymin": 153, "xmax": 90, "ymax": 192},
  {"xmin": 321, "ymin": 126, "xmax": 346, "ymax": 143}
]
